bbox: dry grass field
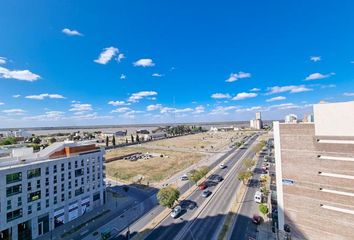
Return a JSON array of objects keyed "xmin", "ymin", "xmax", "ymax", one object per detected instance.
[{"xmin": 105, "ymin": 131, "xmax": 251, "ymax": 184}]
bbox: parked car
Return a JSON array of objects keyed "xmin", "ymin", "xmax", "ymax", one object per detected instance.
[
  {"xmin": 252, "ymin": 214, "xmax": 261, "ymax": 225},
  {"xmin": 170, "ymin": 205, "xmax": 182, "ymax": 218},
  {"xmin": 216, "ymin": 176, "xmax": 224, "ymax": 182},
  {"xmin": 254, "ymin": 191, "xmax": 263, "ymax": 203},
  {"xmin": 198, "ymin": 182, "xmax": 207, "ymax": 190},
  {"xmin": 202, "ymin": 189, "xmax": 211, "ymax": 198},
  {"xmin": 180, "ymin": 174, "xmax": 188, "ymax": 181}
]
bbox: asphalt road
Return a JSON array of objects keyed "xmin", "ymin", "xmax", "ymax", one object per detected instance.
[
  {"xmin": 229, "ymin": 148, "xmax": 266, "ymax": 240},
  {"xmin": 143, "ymin": 134, "xmax": 260, "ymax": 240}
]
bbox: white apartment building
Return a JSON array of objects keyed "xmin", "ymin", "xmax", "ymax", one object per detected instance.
[
  {"xmin": 0, "ymin": 141, "xmax": 105, "ymax": 240},
  {"xmin": 250, "ymin": 112, "xmax": 263, "ymax": 130}
]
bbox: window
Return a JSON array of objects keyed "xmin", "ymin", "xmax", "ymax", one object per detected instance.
[
  {"xmin": 54, "ymin": 186, "xmax": 57, "ymax": 194},
  {"xmin": 53, "ymin": 165, "xmax": 57, "ymax": 174},
  {"xmin": 37, "ymin": 180, "xmax": 41, "ymax": 189},
  {"xmin": 28, "ymin": 191, "xmax": 41, "ymax": 202},
  {"xmin": 68, "ymin": 181, "xmax": 72, "ymax": 189},
  {"xmin": 7, "ymin": 209, "xmax": 23, "ymax": 222},
  {"xmin": 61, "ymin": 163, "xmax": 64, "ymax": 172},
  {"xmin": 54, "ymin": 176, "xmax": 57, "ymax": 184},
  {"xmin": 27, "ymin": 168, "xmax": 41, "ymax": 179},
  {"xmin": 6, "ymin": 184, "xmax": 22, "ymax": 197},
  {"xmin": 75, "ymin": 179, "xmax": 78, "ymax": 187},
  {"xmin": 81, "ymin": 178, "xmax": 84, "ymax": 185},
  {"xmin": 61, "ymin": 194, "xmax": 65, "ymax": 202},
  {"xmin": 45, "ymin": 188, "xmax": 49, "ymax": 197},
  {"xmin": 68, "ymin": 172, "xmax": 72, "ymax": 180},
  {"xmin": 68, "ymin": 162, "xmax": 71, "ymax": 170},
  {"xmin": 68, "ymin": 191, "xmax": 72, "ymax": 199},
  {"xmin": 75, "ymin": 161, "xmax": 78, "ymax": 168},
  {"xmin": 75, "ymin": 187, "xmax": 84, "ymax": 196},
  {"xmin": 28, "ymin": 205, "xmax": 32, "ymax": 215},
  {"xmin": 75, "ymin": 169, "xmax": 84, "ymax": 177},
  {"xmin": 18, "ymin": 197, "xmax": 22, "ymax": 207},
  {"xmin": 86, "ymin": 167, "xmax": 89, "ymax": 174},
  {"xmin": 45, "ymin": 167, "xmax": 49, "ymax": 175},
  {"xmin": 46, "ymin": 199, "xmax": 49, "ymax": 208},
  {"xmin": 61, "ymin": 173, "xmax": 64, "ymax": 182},
  {"xmin": 93, "ymin": 193, "xmax": 100, "ymax": 201},
  {"xmin": 27, "ymin": 182, "xmax": 32, "ymax": 191},
  {"xmin": 7, "ymin": 200, "xmax": 12, "ymax": 210},
  {"xmin": 54, "ymin": 196, "xmax": 57, "ymax": 205},
  {"xmin": 6, "ymin": 172, "xmax": 22, "ymax": 184},
  {"xmin": 45, "ymin": 178, "xmax": 49, "ymax": 186},
  {"xmin": 81, "ymin": 159, "xmax": 84, "ymax": 167},
  {"xmin": 37, "ymin": 202, "xmax": 41, "ymax": 211}
]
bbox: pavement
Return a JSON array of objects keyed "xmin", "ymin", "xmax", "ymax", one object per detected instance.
[{"xmin": 131, "ymin": 134, "xmax": 260, "ymax": 240}]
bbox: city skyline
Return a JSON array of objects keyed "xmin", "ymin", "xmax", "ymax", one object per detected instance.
[{"xmin": 1, "ymin": 1, "xmax": 354, "ymax": 127}]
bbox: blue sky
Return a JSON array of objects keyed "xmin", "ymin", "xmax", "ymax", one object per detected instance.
[{"xmin": 1, "ymin": 0, "xmax": 354, "ymax": 127}]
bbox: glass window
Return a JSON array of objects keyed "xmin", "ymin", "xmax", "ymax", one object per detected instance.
[
  {"xmin": 37, "ymin": 202, "xmax": 41, "ymax": 211},
  {"xmin": 28, "ymin": 191, "xmax": 41, "ymax": 202},
  {"xmin": 6, "ymin": 172, "xmax": 22, "ymax": 184},
  {"xmin": 28, "ymin": 206, "xmax": 32, "ymax": 215},
  {"xmin": 45, "ymin": 167, "xmax": 49, "ymax": 175},
  {"xmin": 18, "ymin": 197, "xmax": 22, "ymax": 207},
  {"xmin": 27, "ymin": 182, "xmax": 32, "ymax": 191},
  {"xmin": 46, "ymin": 199, "xmax": 49, "ymax": 208},
  {"xmin": 7, "ymin": 209, "xmax": 23, "ymax": 222},
  {"xmin": 6, "ymin": 184, "xmax": 22, "ymax": 197},
  {"xmin": 37, "ymin": 180, "xmax": 41, "ymax": 189},
  {"xmin": 7, "ymin": 200, "xmax": 11, "ymax": 210},
  {"xmin": 27, "ymin": 168, "xmax": 41, "ymax": 179},
  {"xmin": 53, "ymin": 165, "xmax": 57, "ymax": 173}
]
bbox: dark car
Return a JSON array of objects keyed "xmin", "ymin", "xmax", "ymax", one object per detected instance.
[
  {"xmin": 202, "ymin": 190, "xmax": 211, "ymax": 198},
  {"xmin": 252, "ymin": 214, "xmax": 261, "ymax": 225}
]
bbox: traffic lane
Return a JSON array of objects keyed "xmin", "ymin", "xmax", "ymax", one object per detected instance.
[
  {"xmin": 229, "ymin": 154, "xmax": 265, "ymax": 240},
  {"xmin": 184, "ymin": 149, "xmax": 257, "ymax": 240}
]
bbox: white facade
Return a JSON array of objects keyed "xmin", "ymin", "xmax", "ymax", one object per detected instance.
[
  {"xmin": 284, "ymin": 114, "xmax": 297, "ymax": 123},
  {"xmin": 5, "ymin": 130, "xmax": 32, "ymax": 138},
  {"xmin": 250, "ymin": 119, "xmax": 263, "ymax": 130},
  {"xmin": 0, "ymin": 141, "xmax": 105, "ymax": 240}
]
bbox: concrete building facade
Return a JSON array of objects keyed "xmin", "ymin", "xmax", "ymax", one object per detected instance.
[
  {"xmin": 274, "ymin": 101, "xmax": 354, "ymax": 239},
  {"xmin": 0, "ymin": 141, "xmax": 104, "ymax": 240}
]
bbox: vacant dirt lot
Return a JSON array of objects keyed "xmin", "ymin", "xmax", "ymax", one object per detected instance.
[{"xmin": 105, "ymin": 131, "xmax": 251, "ymax": 184}]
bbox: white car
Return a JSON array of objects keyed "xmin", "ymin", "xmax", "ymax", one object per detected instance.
[
  {"xmin": 180, "ymin": 174, "xmax": 188, "ymax": 181},
  {"xmin": 219, "ymin": 164, "xmax": 226, "ymax": 169},
  {"xmin": 254, "ymin": 191, "xmax": 263, "ymax": 203},
  {"xmin": 171, "ymin": 205, "xmax": 182, "ymax": 218}
]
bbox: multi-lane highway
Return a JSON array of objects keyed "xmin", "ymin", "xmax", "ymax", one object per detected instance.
[{"xmin": 142, "ymin": 134, "xmax": 260, "ymax": 240}]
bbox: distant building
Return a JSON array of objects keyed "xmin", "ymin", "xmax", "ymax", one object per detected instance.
[
  {"xmin": 274, "ymin": 101, "xmax": 354, "ymax": 239},
  {"xmin": 250, "ymin": 112, "xmax": 263, "ymax": 130},
  {"xmin": 136, "ymin": 129, "xmax": 150, "ymax": 135},
  {"xmin": 284, "ymin": 114, "xmax": 297, "ymax": 123},
  {"xmin": 302, "ymin": 113, "xmax": 314, "ymax": 123},
  {"xmin": 0, "ymin": 141, "xmax": 104, "ymax": 239},
  {"xmin": 148, "ymin": 132, "xmax": 167, "ymax": 140},
  {"xmin": 102, "ymin": 130, "xmax": 127, "ymax": 138},
  {"xmin": 5, "ymin": 130, "xmax": 32, "ymax": 139}
]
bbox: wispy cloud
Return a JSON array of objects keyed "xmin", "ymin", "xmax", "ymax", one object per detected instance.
[
  {"xmin": 24, "ymin": 111, "xmax": 65, "ymax": 121},
  {"xmin": 225, "ymin": 72, "xmax": 251, "ymax": 83},
  {"xmin": 0, "ymin": 66, "xmax": 40, "ymax": 81},
  {"xmin": 69, "ymin": 103, "xmax": 93, "ymax": 112},
  {"xmin": 117, "ymin": 53, "xmax": 125, "ymax": 62},
  {"xmin": 193, "ymin": 105, "xmax": 205, "ymax": 114},
  {"xmin": 250, "ymin": 88, "xmax": 260, "ymax": 92},
  {"xmin": 147, "ymin": 104, "xmax": 163, "ymax": 111},
  {"xmin": 305, "ymin": 72, "xmax": 334, "ymax": 81},
  {"xmin": 209, "ymin": 106, "xmax": 238, "ymax": 115},
  {"xmin": 266, "ymin": 96, "xmax": 286, "ymax": 102},
  {"xmin": 211, "ymin": 93, "xmax": 231, "ymax": 99},
  {"xmin": 0, "ymin": 57, "xmax": 7, "ymax": 65},
  {"xmin": 120, "ymin": 74, "xmax": 126, "ymax": 80},
  {"xmin": 232, "ymin": 92, "xmax": 257, "ymax": 100},
  {"xmin": 133, "ymin": 59, "xmax": 155, "ymax": 67},
  {"xmin": 152, "ymin": 73, "xmax": 163, "ymax": 77},
  {"xmin": 12, "ymin": 94, "xmax": 21, "ymax": 98},
  {"xmin": 343, "ymin": 92, "xmax": 354, "ymax": 97},
  {"xmin": 266, "ymin": 85, "xmax": 312, "ymax": 95},
  {"xmin": 62, "ymin": 28, "xmax": 83, "ymax": 36},
  {"xmin": 25, "ymin": 93, "xmax": 65, "ymax": 100},
  {"xmin": 128, "ymin": 91, "xmax": 157, "ymax": 103},
  {"xmin": 111, "ymin": 107, "xmax": 131, "ymax": 113},
  {"xmin": 108, "ymin": 101, "xmax": 129, "ymax": 106},
  {"xmin": 94, "ymin": 47, "xmax": 119, "ymax": 64},
  {"xmin": 2, "ymin": 109, "xmax": 26, "ymax": 115},
  {"xmin": 0, "ymin": 102, "xmax": 4, "ymax": 106},
  {"xmin": 310, "ymin": 56, "xmax": 321, "ymax": 62}
]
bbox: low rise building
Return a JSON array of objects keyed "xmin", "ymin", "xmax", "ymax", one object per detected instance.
[{"xmin": 0, "ymin": 141, "xmax": 104, "ymax": 239}]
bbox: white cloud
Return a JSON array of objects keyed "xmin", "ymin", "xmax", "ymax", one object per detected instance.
[
  {"xmin": 269, "ymin": 103, "xmax": 301, "ymax": 110},
  {"xmin": 62, "ymin": 28, "xmax": 83, "ymax": 36},
  {"xmin": 25, "ymin": 93, "xmax": 65, "ymax": 100},
  {"xmin": 193, "ymin": 105, "xmax": 205, "ymax": 114},
  {"xmin": 343, "ymin": 92, "xmax": 354, "ymax": 97},
  {"xmin": 94, "ymin": 47, "xmax": 119, "ymax": 64},
  {"xmin": 120, "ymin": 74, "xmax": 126, "ymax": 80},
  {"xmin": 12, "ymin": 94, "xmax": 21, "ymax": 98},
  {"xmin": 152, "ymin": 73, "xmax": 163, "ymax": 77},
  {"xmin": 232, "ymin": 92, "xmax": 257, "ymax": 101},
  {"xmin": 111, "ymin": 107, "xmax": 131, "ymax": 113},
  {"xmin": 128, "ymin": 91, "xmax": 158, "ymax": 103},
  {"xmin": 69, "ymin": 103, "xmax": 93, "ymax": 112},
  {"xmin": 2, "ymin": 109, "xmax": 26, "ymax": 115},
  {"xmin": 174, "ymin": 108, "xmax": 194, "ymax": 113},
  {"xmin": 211, "ymin": 93, "xmax": 231, "ymax": 99},
  {"xmin": 133, "ymin": 58, "xmax": 155, "ymax": 67},
  {"xmin": 310, "ymin": 56, "xmax": 321, "ymax": 62},
  {"xmin": 305, "ymin": 72, "xmax": 334, "ymax": 81},
  {"xmin": 236, "ymin": 106, "xmax": 263, "ymax": 112},
  {"xmin": 0, "ymin": 102, "xmax": 4, "ymax": 105},
  {"xmin": 108, "ymin": 101, "xmax": 129, "ymax": 106},
  {"xmin": 225, "ymin": 71, "xmax": 251, "ymax": 82},
  {"xmin": 117, "ymin": 53, "xmax": 125, "ymax": 62},
  {"xmin": 209, "ymin": 106, "xmax": 238, "ymax": 115},
  {"xmin": 147, "ymin": 104, "xmax": 162, "ymax": 111},
  {"xmin": 266, "ymin": 96, "xmax": 286, "ymax": 102},
  {"xmin": 266, "ymin": 85, "xmax": 313, "ymax": 95},
  {"xmin": 0, "ymin": 66, "xmax": 40, "ymax": 81},
  {"xmin": 24, "ymin": 111, "xmax": 65, "ymax": 121},
  {"xmin": 250, "ymin": 88, "xmax": 260, "ymax": 92},
  {"xmin": 0, "ymin": 57, "xmax": 7, "ymax": 65}
]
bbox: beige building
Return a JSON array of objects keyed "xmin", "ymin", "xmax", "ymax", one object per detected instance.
[{"xmin": 274, "ymin": 101, "xmax": 354, "ymax": 239}]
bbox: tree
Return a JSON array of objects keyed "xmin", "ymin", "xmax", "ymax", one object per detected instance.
[
  {"xmin": 33, "ymin": 137, "xmax": 41, "ymax": 144},
  {"xmin": 0, "ymin": 137, "xmax": 17, "ymax": 146},
  {"xmin": 126, "ymin": 138, "xmax": 128, "ymax": 144},
  {"xmin": 136, "ymin": 134, "xmax": 140, "ymax": 143},
  {"xmin": 199, "ymin": 166, "xmax": 209, "ymax": 178},
  {"xmin": 49, "ymin": 137, "xmax": 57, "ymax": 144},
  {"xmin": 243, "ymin": 158, "xmax": 256, "ymax": 170},
  {"xmin": 105, "ymin": 136, "xmax": 109, "ymax": 147},
  {"xmin": 112, "ymin": 136, "xmax": 116, "ymax": 147},
  {"xmin": 237, "ymin": 171, "xmax": 253, "ymax": 185},
  {"xmin": 189, "ymin": 169, "xmax": 203, "ymax": 184},
  {"xmin": 157, "ymin": 187, "xmax": 180, "ymax": 208},
  {"xmin": 131, "ymin": 134, "xmax": 135, "ymax": 143},
  {"xmin": 259, "ymin": 203, "xmax": 269, "ymax": 216}
]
